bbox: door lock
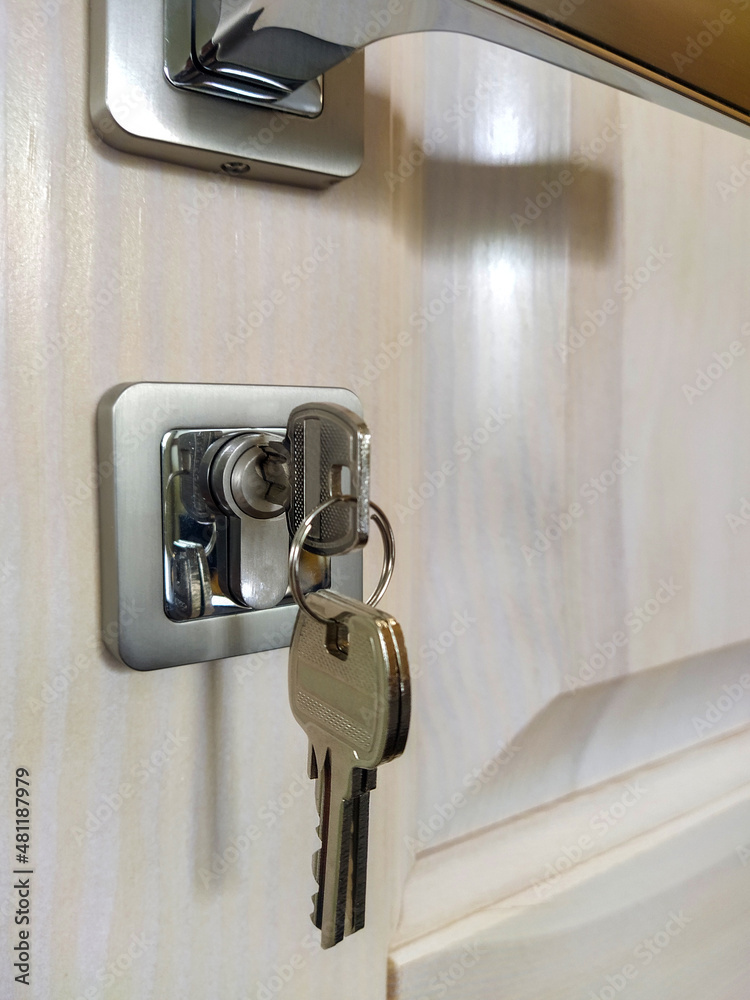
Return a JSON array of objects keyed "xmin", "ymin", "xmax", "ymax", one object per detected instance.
[
  {"xmin": 98, "ymin": 384, "xmax": 367, "ymax": 670},
  {"xmin": 162, "ymin": 403, "xmax": 370, "ymax": 623},
  {"xmin": 202, "ymin": 432, "xmax": 292, "ymax": 521},
  {"xmin": 163, "ymin": 428, "xmax": 300, "ymax": 619}
]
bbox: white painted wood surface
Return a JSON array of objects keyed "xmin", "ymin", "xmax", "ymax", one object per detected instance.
[
  {"xmin": 391, "ymin": 784, "xmax": 750, "ymax": 999},
  {"xmin": 2, "ymin": 2, "xmax": 750, "ymax": 998}
]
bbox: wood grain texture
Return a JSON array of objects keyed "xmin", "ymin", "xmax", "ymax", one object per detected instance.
[
  {"xmin": 2, "ymin": 2, "xmax": 750, "ymax": 998},
  {"xmin": 391, "ymin": 786, "xmax": 750, "ymax": 999},
  {"xmin": 1, "ymin": 6, "xmax": 427, "ymax": 998},
  {"xmin": 395, "ymin": 642, "xmax": 750, "ymax": 947},
  {"xmin": 401, "ymin": 33, "xmax": 750, "ymax": 849},
  {"xmin": 387, "ymin": 33, "xmax": 750, "ymax": 1000}
]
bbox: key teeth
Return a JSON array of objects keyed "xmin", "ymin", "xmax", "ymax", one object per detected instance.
[
  {"xmin": 308, "ymin": 742, "xmax": 319, "ymax": 780},
  {"xmin": 310, "ymin": 893, "xmax": 322, "ymax": 929}
]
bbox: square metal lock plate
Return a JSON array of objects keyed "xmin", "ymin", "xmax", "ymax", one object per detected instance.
[
  {"xmin": 89, "ymin": 0, "xmax": 364, "ymax": 187},
  {"xmin": 98, "ymin": 383, "xmax": 363, "ymax": 670}
]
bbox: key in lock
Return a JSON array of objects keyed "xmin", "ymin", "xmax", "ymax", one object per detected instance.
[{"xmin": 161, "ymin": 404, "xmax": 370, "ymax": 620}]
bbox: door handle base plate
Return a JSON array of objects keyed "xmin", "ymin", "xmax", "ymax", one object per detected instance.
[{"xmin": 89, "ymin": 0, "xmax": 364, "ymax": 188}]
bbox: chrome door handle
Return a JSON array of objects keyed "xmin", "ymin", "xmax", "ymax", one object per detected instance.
[
  {"xmin": 179, "ymin": 0, "xmax": 750, "ymax": 139},
  {"xmin": 91, "ymin": 0, "xmax": 750, "ymax": 186}
]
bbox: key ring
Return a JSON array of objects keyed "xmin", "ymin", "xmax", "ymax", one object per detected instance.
[{"xmin": 288, "ymin": 496, "xmax": 396, "ymax": 627}]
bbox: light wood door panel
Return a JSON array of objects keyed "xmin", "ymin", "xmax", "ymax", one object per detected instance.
[
  {"xmin": 389, "ymin": 33, "xmax": 750, "ymax": 997},
  {"xmin": 1, "ymin": 6, "xmax": 425, "ymax": 997},
  {"xmin": 403, "ymin": 34, "xmax": 750, "ymax": 845},
  {"xmin": 392, "ymin": 790, "xmax": 750, "ymax": 999},
  {"xmin": 2, "ymin": 3, "xmax": 750, "ymax": 999}
]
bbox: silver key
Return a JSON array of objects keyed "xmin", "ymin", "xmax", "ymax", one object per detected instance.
[
  {"xmin": 168, "ymin": 540, "xmax": 213, "ymax": 619},
  {"xmin": 289, "ymin": 589, "xmax": 410, "ymax": 948},
  {"xmin": 286, "ymin": 403, "xmax": 370, "ymax": 557}
]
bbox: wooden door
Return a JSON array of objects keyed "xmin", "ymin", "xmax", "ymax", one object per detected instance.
[{"xmin": 2, "ymin": 4, "xmax": 749, "ymax": 998}]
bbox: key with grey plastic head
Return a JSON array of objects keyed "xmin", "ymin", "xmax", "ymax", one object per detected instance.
[
  {"xmin": 289, "ymin": 589, "xmax": 410, "ymax": 948},
  {"xmin": 286, "ymin": 404, "xmax": 370, "ymax": 557}
]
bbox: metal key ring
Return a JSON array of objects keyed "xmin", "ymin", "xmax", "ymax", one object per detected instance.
[{"xmin": 288, "ymin": 496, "xmax": 395, "ymax": 627}]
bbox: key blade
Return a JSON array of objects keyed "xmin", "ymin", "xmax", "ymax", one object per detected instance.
[
  {"xmin": 309, "ymin": 743, "xmax": 362, "ymax": 946},
  {"xmin": 316, "ymin": 759, "xmax": 378, "ymax": 946},
  {"xmin": 348, "ymin": 768, "xmax": 376, "ymax": 934},
  {"xmin": 309, "ymin": 743, "xmax": 326, "ymax": 931},
  {"xmin": 318, "ymin": 756, "xmax": 356, "ymax": 948}
]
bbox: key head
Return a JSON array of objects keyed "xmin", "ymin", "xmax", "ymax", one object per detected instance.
[
  {"xmin": 289, "ymin": 590, "xmax": 410, "ymax": 774},
  {"xmin": 168, "ymin": 540, "xmax": 213, "ymax": 620},
  {"xmin": 286, "ymin": 403, "xmax": 370, "ymax": 557},
  {"xmin": 176, "ymin": 430, "xmax": 216, "ymax": 524}
]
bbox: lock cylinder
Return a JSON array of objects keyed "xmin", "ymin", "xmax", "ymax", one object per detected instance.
[{"xmin": 200, "ymin": 432, "xmax": 292, "ymax": 520}]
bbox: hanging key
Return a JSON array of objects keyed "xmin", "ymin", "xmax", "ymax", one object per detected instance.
[
  {"xmin": 286, "ymin": 403, "xmax": 370, "ymax": 557},
  {"xmin": 168, "ymin": 539, "xmax": 214, "ymax": 619},
  {"xmin": 288, "ymin": 589, "xmax": 410, "ymax": 948}
]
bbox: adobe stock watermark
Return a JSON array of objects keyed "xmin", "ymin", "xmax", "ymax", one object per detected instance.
[
  {"xmin": 512, "ymin": 119, "xmax": 626, "ymax": 233},
  {"xmin": 179, "ymin": 112, "xmax": 295, "ymax": 221},
  {"xmin": 62, "ymin": 398, "xmax": 180, "ymax": 511},
  {"xmin": 242, "ymin": 934, "xmax": 323, "ymax": 1000},
  {"xmin": 692, "ymin": 673, "xmax": 750, "ymax": 738},
  {"xmin": 224, "ymin": 237, "xmax": 339, "ymax": 347},
  {"xmin": 385, "ymin": 79, "xmax": 500, "ymax": 191},
  {"xmin": 532, "ymin": 781, "xmax": 648, "ymax": 898},
  {"xmin": 546, "ymin": 0, "xmax": 587, "ymax": 22},
  {"xmin": 16, "ymin": 268, "xmax": 127, "ymax": 383},
  {"xmin": 682, "ymin": 321, "xmax": 750, "ymax": 403},
  {"xmin": 214, "ymin": 0, "xmax": 403, "ymax": 50},
  {"xmin": 412, "ymin": 943, "xmax": 484, "ymax": 1000},
  {"xmin": 11, "ymin": 0, "xmax": 89, "ymax": 45},
  {"xmin": 71, "ymin": 732, "xmax": 189, "ymax": 844},
  {"xmin": 189, "ymin": 1, "xmax": 402, "ymax": 214},
  {"xmin": 28, "ymin": 599, "xmax": 145, "ymax": 715},
  {"xmin": 404, "ymin": 741, "xmax": 520, "ymax": 854},
  {"xmin": 557, "ymin": 247, "xmax": 673, "ymax": 360},
  {"xmin": 410, "ymin": 609, "xmax": 477, "ymax": 680},
  {"xmin": 737, "ymin": 842, "xmax": 750, "ymax": 867},
  {"xmin": 349, "ymin": 278, "xmax": 467, "ymax": 390},
  {"xmin": 395, "ymin": 408, "xmax": 512, "ymax": 522},
  {"xmin": 522, "ymin": 450, "xmax": 638, "ymax": 564},
  {"xmin": 718, "ymin": 151, "xmax": 750, "ymax": 201},
  {"xmin": 351, "ymin": 0, "xmax": 404, "ymax": 46},
  {"xmin": 73, "ymin": 933, "xmax": 152, "ymax": 1000},
  {"xmin": 233, "ymin": 628, "xmax": 291, "ymax": 685},
  {"xmin": 587, "ymin": 911, "xmax": 693, "ymax": 1000},
  {"xmin": 725, "ymin": 493, "xmax": 750, "ymax": 534},
  {"xmin": 565, "ymin": 578, "xmax": 682, "ymax": 691},
  {"xmin": 198, "ymin": 772, "xmax": 310, "ymax": 887},
  {"xmin": 672, "ymin": 1, "xmax": 748, "ymax": 73},
  {"xmin": 354, "ymin": 605, "xmax": 475, "ymax": 748}
]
